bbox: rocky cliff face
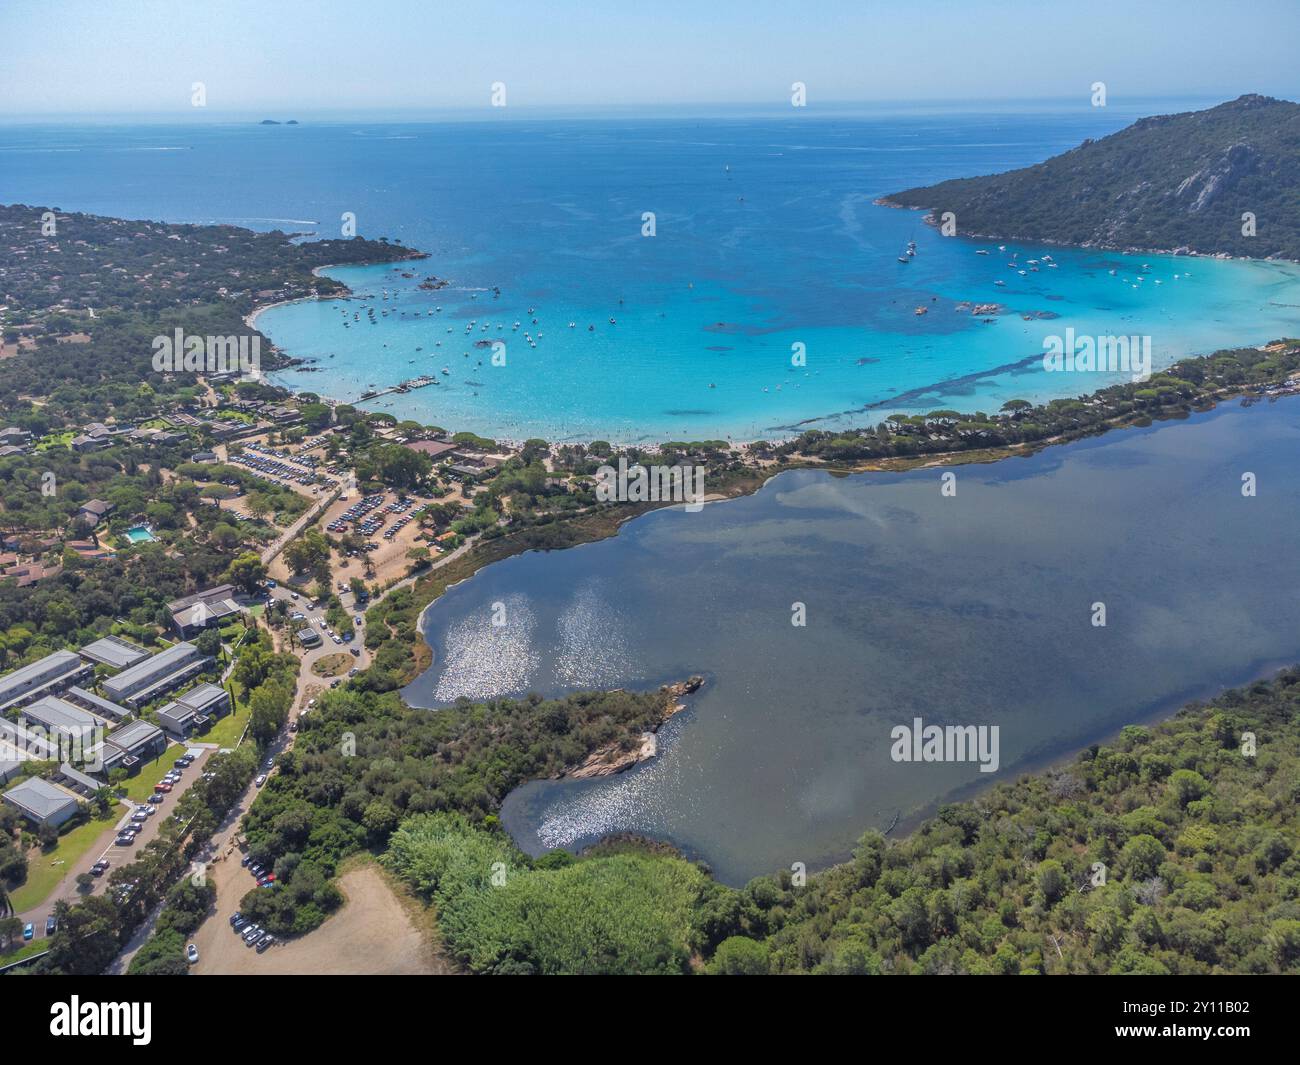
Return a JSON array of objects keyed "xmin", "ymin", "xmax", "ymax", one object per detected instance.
[{"xmin": 1175, "ymin": 143, "xmax": 1258, "ymax": 213}]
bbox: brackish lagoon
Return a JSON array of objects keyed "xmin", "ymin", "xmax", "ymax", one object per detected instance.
[{"xmin": 405, "ymin": 399, "xmax": 1300, "ymax": 884}]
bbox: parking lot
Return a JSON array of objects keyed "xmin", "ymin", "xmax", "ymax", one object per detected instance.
[
  {"xmin": 10, "ymin": 744, "xmax": 214, "ymax": 940},
  {"xmin": 225, "ymin": 440, "xmax": 339, "ymax": 496},
  {"xmin": 90, "ymin": 746, "xmax": 214, "ymax": 884}
]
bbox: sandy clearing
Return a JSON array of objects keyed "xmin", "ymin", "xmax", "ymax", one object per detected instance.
[
  {"xmin": 268, "ymin": 486, "xmax": 440, "ymax": 589},
  {"xmin": 193, "ymin": 863, "xmax": 449, "ymax": 975}
]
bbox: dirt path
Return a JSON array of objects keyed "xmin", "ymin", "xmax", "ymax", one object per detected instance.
[{"xmin": 191, "ymin": 863, "xmax": 448, "ymax": 975}]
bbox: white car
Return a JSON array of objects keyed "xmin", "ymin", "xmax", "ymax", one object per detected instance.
[
  {"xmin": 186, "ymin": 943, "xmax": 199, "ymax": 964},
  {"xmin": 255, "ymin": 774, "xmax": 267, "ymax": 787}
]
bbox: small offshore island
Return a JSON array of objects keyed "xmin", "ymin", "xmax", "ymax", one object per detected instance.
[{"xmin": 1, "ymin": 93, "xmax": 1298, "ymax": 978}]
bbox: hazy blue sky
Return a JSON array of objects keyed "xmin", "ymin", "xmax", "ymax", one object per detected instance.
[{"xmin": 3, "ymin": 0, "xmax": 1298, "ymax": 115}]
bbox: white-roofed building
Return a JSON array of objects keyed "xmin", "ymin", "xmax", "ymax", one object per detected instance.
[
  {"xmin": 79, "ymin": 635, "xmax": 150, "ymax": 671},
  {"xmin": 101, "ymin": 642, "xmax": 211, "ymax": 708},
  {"xmin": 0, "ymin": 650, "xmax": 94, "ymax": 714}
]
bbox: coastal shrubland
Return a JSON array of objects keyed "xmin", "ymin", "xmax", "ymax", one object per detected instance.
[
  {"xmin": 775, "ymin": 342, "xmax": 1300, "ymax": 466},
  {"xmin": 4, "ymin": 193, "xmax": 1299, "ymax": 978},
  {"xmin": 0, "ymin": 203, "xmax": 421, "ymax": 431},
  {"xmin": 231, "ymin": 683, "xmax": 678, "ymax": 937},
  {"xmin": 884, "ymin": 95, "xmax": 1300, "ymax": 260},
  {"xmin": 226, "ymin": 663, "xmax": 1300, "ymax": 974},
  {"xmin": 385, "ymin": 813, "xmax": 705, "ymax": 974},
  {"xmin": 740, "ymin": 669, "xmax": 1300, "ymax": 975}
]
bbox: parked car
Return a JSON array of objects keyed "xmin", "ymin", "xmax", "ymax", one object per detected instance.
[
  {"xmin": 255, "ymin": 774, "xmax": 267, "ymax": 786},
  {"xmin": 45, "ymin": 915, "xmax": 56, "ymax": 935},
  {"xmin": 249, "ymin": 864, "xmax": 264, "ymax": 876},
  {"xmin": 90, "ymin": 859, "xmax": 110, "ymax": 877},
  {"xmin": 114, "ymin": 834, "xmax": 134, "ymax": 846},
  {"xmin": 186, "ymin": 943, "xmax": 199, "ymax": 964},
  {"xmin": 147, "ymin": 793, "xmax": 165, "ymax": 804},
  {"xmin": 22, "ymin": 923, "xmax": 33, "ymax": 941},
  {"xmin": 256, "ymin": 934, "xmax": 275, "ymax": 953},
  {"xmin": 153, "ymin": 782, "xmax": 172, "ymax": 793},
  {"xmin": 229, "ymin": 911, "xmax": 243, "ymax": 926}
]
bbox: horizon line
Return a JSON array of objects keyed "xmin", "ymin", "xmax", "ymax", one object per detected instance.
[{"xmin": 0, "ymin": 91, "xmax": 1288, "ymax": 124}]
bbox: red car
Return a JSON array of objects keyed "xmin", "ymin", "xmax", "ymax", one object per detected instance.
[{"xmin": 153, "ymin": 781, "xmax": 172, "ymax": 793}]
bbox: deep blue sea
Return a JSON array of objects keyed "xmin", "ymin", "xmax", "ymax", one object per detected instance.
[
  {"xmin": 4, "ymin": 102, "xmax": 1299, "ymax": 442},
  {"xmin": 6, "ymin": 105, "xmax": 1299, "ymax": 884}
]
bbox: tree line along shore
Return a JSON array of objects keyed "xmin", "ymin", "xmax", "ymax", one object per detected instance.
[{"xmin": 2, "ymin": 198, "xmax": 1297, "ymax": 975}]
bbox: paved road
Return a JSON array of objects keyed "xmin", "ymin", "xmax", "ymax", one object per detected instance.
[
  {"xmin": 261, "ymin": 478, "xmax": 347, "ymax": 566},
  {"xmin": 111, "ymin": 589, "xmax": 373, "ymax": 971},
  {"xmin": 11, "ymin": 745, "xmax": 215, "ymax": 938},
  {"xmin": 108, "ymin": 498, "xmax": 483, "ymax": 972}
]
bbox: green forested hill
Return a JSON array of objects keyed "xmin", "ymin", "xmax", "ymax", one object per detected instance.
[{"xmin": 884, "ymin": 94, "xmax": 1300, "ymax": 260}]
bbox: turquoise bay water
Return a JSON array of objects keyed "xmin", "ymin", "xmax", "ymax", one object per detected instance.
[
  {"xmin": 262, "ymin": 240, "xmax": 1300, "ymax": 443},
  {"xmin": 404, "ymin": 399, "xmax": 1300, "ymax": 884},
  {"xmin": 5, "ymin": 107, "xmax": 1298, "ymax": 442},
  {"xmin": 8, "ymin": 109, "xmax": 1300, "ymax": 885}
]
